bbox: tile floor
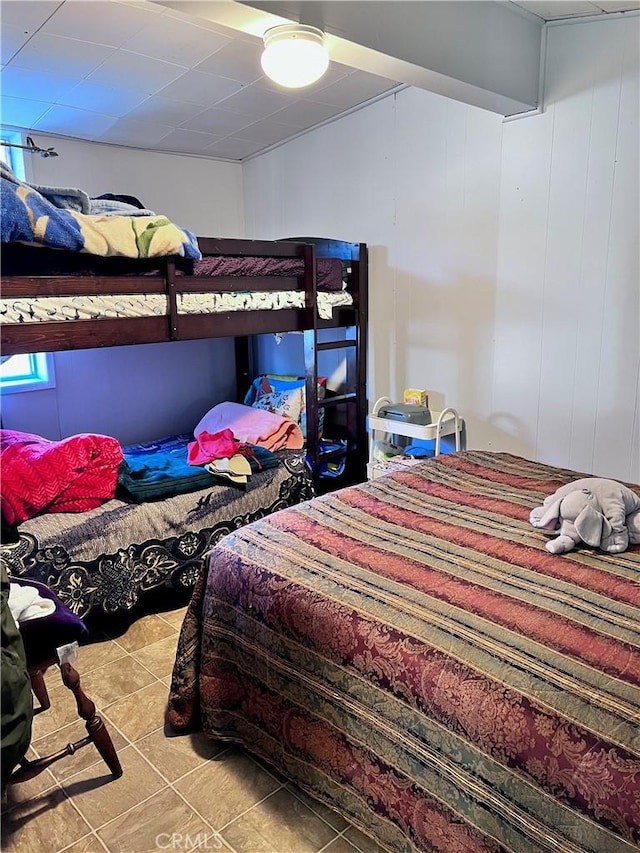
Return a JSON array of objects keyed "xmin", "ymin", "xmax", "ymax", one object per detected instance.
[{"xmin": 1, "ymin": 596, "xmax": 385, "ymax": 853}]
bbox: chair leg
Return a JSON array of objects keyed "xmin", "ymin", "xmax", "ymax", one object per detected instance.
[
  {"xmin": 60, "ymin": 662, "xmax": 123, "ymax": 779},
  {"xmin": 30, "ymin": 669, "xmax": 51, "ymax": 713}
]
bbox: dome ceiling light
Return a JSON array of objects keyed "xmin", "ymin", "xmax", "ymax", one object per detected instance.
[{"xmin": 261, "ymin": 24, "xmax": 330, "ymax": 89}]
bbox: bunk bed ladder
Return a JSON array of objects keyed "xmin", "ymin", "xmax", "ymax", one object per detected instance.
[{"xmin": 304, "ymin": 243, "xmax": 368, "ymax": 494}]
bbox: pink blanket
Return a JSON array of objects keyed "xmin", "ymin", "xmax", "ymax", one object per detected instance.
[
  {"xmin": 194, "ymin": 402, "xmax": 303, "ymax": 452},
  {"xmin": 0, "ymin": 430, "xmax": 123, "ymax": 525}
]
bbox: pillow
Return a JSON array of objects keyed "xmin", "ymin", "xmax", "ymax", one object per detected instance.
[
  {"xmin": 246, "ymin": 375, "xmax": 327, "ymax": 438},
  {"xmin": 252, "ymin": 385, "xmax": 304, "ymax": 424},
  {"xmin": 8, "ymin": 575, "xmax": 89, "ymax": 664}
]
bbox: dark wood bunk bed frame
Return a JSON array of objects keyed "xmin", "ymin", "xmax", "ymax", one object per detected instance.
[{"xmin": 1, "ymin": 237, "xmax": 369, "ymax": 492}]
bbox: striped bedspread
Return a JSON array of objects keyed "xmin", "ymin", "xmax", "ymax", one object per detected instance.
[{"xmin": 168, "ymin": 451, "xmax": 640, "ymax": 853}]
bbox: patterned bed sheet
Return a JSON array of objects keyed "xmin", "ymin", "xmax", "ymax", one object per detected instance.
[
  {"xmin": 168, "ymin": 450, "xmax": 640, "ymax": 853},
  {"xmin": 0, "ymin": 447, "xmax": 312, "ymax": 619},
  {"xmin": 0, "ymin": 290, "xmax": 353, "ymax": 324},
  {"xmin": 1, "ymin": 244, "xmax": 347, "ymax": 291}
]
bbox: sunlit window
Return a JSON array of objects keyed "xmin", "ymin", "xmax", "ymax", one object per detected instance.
[
  {"xmin": 0, "ymin": 354, "xmax": 56, "ymax": 394},
  {"xmin": 0, "ymin": 129, "xmax": 26, "ymax": 180},
  {"xmin": 0, "ymin": 133, "xmax": 52, "ymax": 393}
]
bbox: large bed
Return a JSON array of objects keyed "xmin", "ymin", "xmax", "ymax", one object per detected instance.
[{"xmin": 168, "ymin": 450, "xmax": 640, "ymax": 853}]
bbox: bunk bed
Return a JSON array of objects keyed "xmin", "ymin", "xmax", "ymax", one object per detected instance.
[{"xmin": 0, "ymin": 228, "xmax": 369, "ymax": 618}]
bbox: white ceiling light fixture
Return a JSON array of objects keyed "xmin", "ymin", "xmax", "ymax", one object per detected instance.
[{"xmin": 261, "ymin": 24, "xmax": 329, "ymax": 89}]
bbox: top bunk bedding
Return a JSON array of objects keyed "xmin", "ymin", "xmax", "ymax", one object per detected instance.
[
  {"xmin": 1, "ymin": 164, "xmax": 366, "ymax": 354},
  {"xmin": 0, "ymin": 162, "xmax": 201, "ymax": 261}
]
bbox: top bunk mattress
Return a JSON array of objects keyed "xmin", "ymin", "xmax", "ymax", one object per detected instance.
[{"xmin": 1, "ymin": 244, "xmax": 347, "ymax": 292}]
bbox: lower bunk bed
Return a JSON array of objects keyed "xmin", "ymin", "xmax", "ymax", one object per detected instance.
[
  {"xmin": 0, "ymin": 434, "xmax": 313, "ymax": 619},
  {"xmin": 168, "ymin": 450, "xmax": 640, "ymax": 853}
]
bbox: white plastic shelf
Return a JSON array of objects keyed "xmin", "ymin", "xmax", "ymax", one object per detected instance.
[{"xmin": 366, "ymin": 397, "xmax": 463, "ymax": 480}]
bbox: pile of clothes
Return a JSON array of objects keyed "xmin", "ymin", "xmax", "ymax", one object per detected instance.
[{"xmin": 188, "ymin": 428, "xmax": 281, "ymax": 486}]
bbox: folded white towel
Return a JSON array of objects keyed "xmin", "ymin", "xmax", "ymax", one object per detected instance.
[{"xmin": 8, "ymin": 583, "xmax": 56, "ymax": 624}]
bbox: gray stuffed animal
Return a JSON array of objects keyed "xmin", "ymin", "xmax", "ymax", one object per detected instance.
[{"xmin": 529, "ymin": 478, "xmax": 640, "ymax": 554}]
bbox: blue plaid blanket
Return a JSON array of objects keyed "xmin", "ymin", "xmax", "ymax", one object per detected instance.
[{"xmin": 1, "ymin": 172, "xmax": 201, "ymax": 260}]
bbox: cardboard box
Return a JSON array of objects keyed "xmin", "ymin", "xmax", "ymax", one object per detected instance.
[{"xmin": 403, "ymin": 388, "xmax": 428, "ymax": 407}]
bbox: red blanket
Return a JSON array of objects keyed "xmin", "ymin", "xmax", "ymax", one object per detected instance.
[{"xmin": 0, "ymin": 430, "xmax": 123, "ymax": 525}]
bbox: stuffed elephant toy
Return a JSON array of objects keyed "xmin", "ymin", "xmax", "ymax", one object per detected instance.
[{"xmin": 529, "ymin": 478, "xmax": 640, "ymax": 554}]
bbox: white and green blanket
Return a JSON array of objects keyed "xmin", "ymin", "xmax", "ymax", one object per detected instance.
[{"xmin": 0, "ymin": 164, "xmax": 201, "ymax": 260}]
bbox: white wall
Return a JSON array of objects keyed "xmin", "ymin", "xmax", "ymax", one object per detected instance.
[
  {"xmin": 243, "ymin": 14, "xmax": 639, "ymax": 482},
  {"xmin": 24, "ymin": 133, "xmax": 243, "ymax": 237},
  {"xmin": 1, "ymin": 137, "xmax": 244, "ymax": 441}
]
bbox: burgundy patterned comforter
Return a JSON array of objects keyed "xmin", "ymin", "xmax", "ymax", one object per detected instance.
[{"xmin": 168, "ymin": 451, "xmax": 640, "ymax": 853}]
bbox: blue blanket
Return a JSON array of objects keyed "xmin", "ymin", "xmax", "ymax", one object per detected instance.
[
  {"xmin": 117, "ymin": 434, "xmax": 282, "ymax": 502},
  {"xmin": 118, "ymin": 434, "xmax": 215, "ymax": 502},
  {"xmin": 0, "ymin": 173, "xmax": 201, "ymax": 260}
]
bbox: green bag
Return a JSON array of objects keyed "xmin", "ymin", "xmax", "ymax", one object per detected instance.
[{"xmin": 1, "ymin": 564, "xmax": 33, "ymax": 790}]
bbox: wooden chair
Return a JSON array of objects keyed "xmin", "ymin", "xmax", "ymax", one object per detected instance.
[{"xmin": 6, "ymin": 576, "xmax": 122, "ymax": 785}]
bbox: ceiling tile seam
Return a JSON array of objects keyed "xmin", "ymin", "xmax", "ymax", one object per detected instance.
[
  {"xmin": 241, "ymin": 84, "xmax": 409, "ymax": 164},
  {"xmin": 545, "ymin": 7, "xmax": 640, "ymax": 24},
  {"xmin": 2, "ymin": 0, "xmax": 66, "ymax": 66}
]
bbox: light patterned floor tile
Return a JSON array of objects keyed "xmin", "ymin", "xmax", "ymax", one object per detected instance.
[
  {"xmin": 97, "ymin": 786, "xmax": 216, "ymax": 853},
  {"xmin": 61, "ymin": 746, "xmax": 165, "ymax": 829},
  {"xmin": 79, "ymin": 658, "xmax": 157, "ymax": 708},
  {"xmin": 286, "ymin": 783, "xmax": 349, "ymax": 832},
  {"xmin": 135, "ymin": 727, "xmax": 224, "ymax": 782},
  {"xmin": 220, "ymin": 787, "xmax": 338, "ymax": 853},
  {"xmin": 342, "ymin": 825, "xmax": 386, "ymax": 853},
  {"xmin": 322, "ymin": 837, "xmax": 362, "ymax": 853},
  {"xmin": 61, "ymin": 833, "xmax": 110, "ymax": 852},
  {"xmin": 31, "ymin": 718, "xmax": 128, "ymax": 782},
  {"xmin": 31, "ymin": 681, "xmax": 87, "ymax": 741},
  {"xmin": 1, "ymin": 786, "xmax": 92, "ymax": 853},
  {"xmin": 130, "ymin": 634, "xmax": 180, "ymax": 680},
  {"xmin": 157, "ymin": 605, "xmax": 188, "ymax": 630},
  {"xmin": 2, "ymin": 749, "xmax": 58, "ymax": 809},
  {"xmin": 174, "ymin": 750, "xmax": 280, "ymax": 830},
  {"xmin": 103, "ymin": 681, "xmax": 170, "ymax": 742},
  {"xmin": 77, "ymin": 638, "xmax": 129, "ymax": 674},
  {"xmin": 107, "ymin": 614, "xmax": 177, "ymax": 653}
]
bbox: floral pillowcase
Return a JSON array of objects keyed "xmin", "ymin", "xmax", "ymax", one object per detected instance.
[{"xmin": 251, "ymin": 385, "xmax": 305, "ymax": 424}]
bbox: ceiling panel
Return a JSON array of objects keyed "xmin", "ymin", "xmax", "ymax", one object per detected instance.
[
  {"xmin": 0, "ymin": 0, "xmax": 64, "ymax": 31},
  {"xmin": 33, "ymin": 104, "xmax": 118, "ymax": 137},
  {"xmin": 155, "ymin": 69, "xmax": 245, "ymax": 107},
  {"xmin": 1, "ymin": 23, "xmax": 42, "ymax": 65},
  {"xmin": 152, "ymin": 126, "xmax": 223, "ymax": 152},
  {"xmin": 39, "ymin": 0, "xmax": 153, "ymax": 45},
  {"xmin": 10, "ymin": 33, "xmax": 117, "ymax": 77},
  {"xmin": 510, "ymin": 0, "xmax": 640, "ymax": 18},
  {"xmin": 120, "ymin": 13, "xmax": 231, "ymax": 64},
  {"xmin": 58, "ymin": 80, "xmax": 152, "ymax": 116},
  {"xmin": 180, "ymin": 106, "xmax": 256, "ymax": 135},
  {"xmin": 0, "ymin": 95, "xmax": 53, "ymax": 128},
  {"xmin": 1, "ymin": 0, "xmax": 637, "ymax": 162}
]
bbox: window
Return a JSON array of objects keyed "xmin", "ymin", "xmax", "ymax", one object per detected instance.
[
  {"xmin": 0, "ymin": 129, "xmax": 26, "ymax": 181},
  {"xmin": 0, "ymin": 133, "xmax": 52, "ymax": 394},
  {"xmin": 0, "ymin": 353, "xmax": 56, "ymax": 394}
]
